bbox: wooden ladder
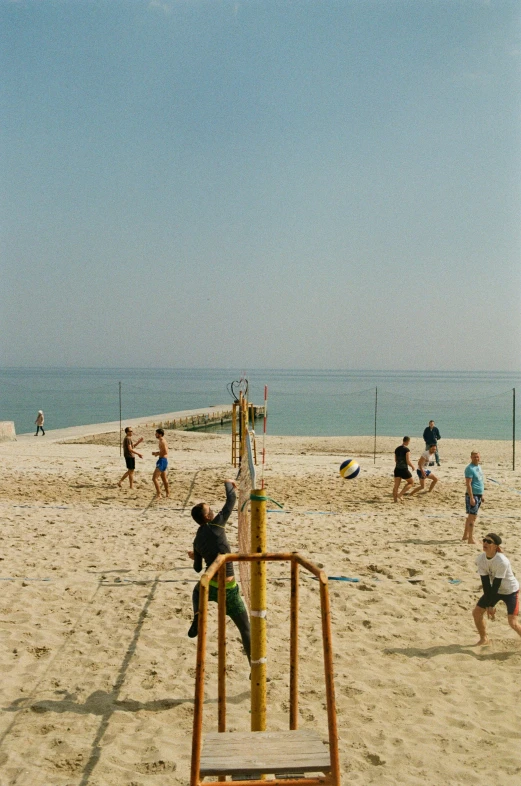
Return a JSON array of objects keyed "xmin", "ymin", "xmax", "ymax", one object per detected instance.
[{"xmin": 190, "ymin": 552, "xmax": 341, "ymax": 786}]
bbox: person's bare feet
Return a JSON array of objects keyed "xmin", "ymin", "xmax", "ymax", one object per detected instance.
[
  {"xmin": 117, "ymin": 482, "xmax": 122, "ymax": 488},
  {"xmin": 155, "ymin": 493, "xmax": 162, "ymax": 499},
  {"xmin": 468, "ymin": 539, "xmax": 477, "ymax": 544},
  {"xmin": 474, "ymin": 637, "xmax": 490, "ymax": 646}
]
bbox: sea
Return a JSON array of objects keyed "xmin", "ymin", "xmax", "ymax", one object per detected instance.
[{"xmin": 0, "ymin": 368, "xmax": 519, "ymax": 441}]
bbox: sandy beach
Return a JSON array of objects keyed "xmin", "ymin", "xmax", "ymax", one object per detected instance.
[{"xmin": 0, "ymin": 428, "xmax": 520, "ymax": 785}]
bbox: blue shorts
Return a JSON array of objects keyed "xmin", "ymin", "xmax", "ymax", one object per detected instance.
[
  {"xmin": 156, "ymin": 457, "xmax": 168, "ymax": 472},
  {"xmin": 465, "ymin": 493, "xmax": 482, "ymax": 515},
  {"xmin": 417, "ymin": 469, "xmax": 432, "ymax": 479}
]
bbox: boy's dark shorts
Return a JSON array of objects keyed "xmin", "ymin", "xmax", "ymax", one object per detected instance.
[
  {"xmin": 209, "ymin": 581, "xmax": 247, "ymax": 618},
  {"xmin": 125, "ymin": 457, "xmax": 135, "ymax": 470},
  {"xmin": 465, "ymin": 493, "xmax": 482, "ymax": 515},
  {"xmin": 477, "ymin": 590, "xmax": 519, "ymax": 616}
]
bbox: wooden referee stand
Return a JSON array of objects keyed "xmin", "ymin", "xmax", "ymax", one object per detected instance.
[{"xmin": 190, "ymin": 491, "xmax": 341, "ymax": 786}]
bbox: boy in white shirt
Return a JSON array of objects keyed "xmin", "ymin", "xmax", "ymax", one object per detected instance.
[{"xmin": 472, "ymin": 533, "xmax": 521, "ymax": 645}]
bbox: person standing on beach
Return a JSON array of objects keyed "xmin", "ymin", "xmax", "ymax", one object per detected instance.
[
  {"xmin": 34, "ymin": 410, "xmax": 45, "ymax": 436},
  {"xmin": 408, "ymin": 444, "xmax": 439, "ymax": 495},
  {"xmin": 187, "ymin": 479, "xmax": 251, "ymax": 663},
  {"xmin": 152, "ymin": 428, "xmax": 169, "ymax": 498},
  {"xmin": 463, "ymin": 450, "xmax": 484, "ymax": 544},
  {"xmin": 423, "ymin": 420, "xmax": 441, "ymax": 466},
  {"xmin": 393, "ymin": 437, "xmax": 416, "ymax": 502},
  {"xmin": 118, "ymin": 426, "xmax": 143, "ymax": 489},
  {"xmin": 472, "ymin": 533, "xmax": 521, "ymax": 646}
]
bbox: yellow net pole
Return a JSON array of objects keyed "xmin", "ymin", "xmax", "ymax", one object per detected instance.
[
  {"xmin": 250, "ymin": 489, "xmax": 267, "ymax": 732},
  {"xmin": 231, "ymin": 402, "xmax": 237, "ymax": 467}
]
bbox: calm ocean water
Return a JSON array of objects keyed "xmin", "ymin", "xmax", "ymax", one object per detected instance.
[{"xmin": 0, "ymin": 368, "xmax": 518, "ymax": 440}]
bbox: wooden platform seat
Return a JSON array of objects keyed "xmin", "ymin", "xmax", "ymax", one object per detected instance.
[{"xmin": 200, "ymin": 729, "xmax": 331, "ymax": 779}]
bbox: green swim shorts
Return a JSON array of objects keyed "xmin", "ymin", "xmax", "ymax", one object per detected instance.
[{"xmin": 208, "ymin": 579, "xmax": 247, "ymax": 618}]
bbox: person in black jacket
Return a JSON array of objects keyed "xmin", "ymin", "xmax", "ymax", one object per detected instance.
[
  {"xmin": 422, "ymin": 420, "xmax": 441, "ymax": 466},
  {"xmin": 187, "ymin": 480, "xmax": 251, "ymax": 662}
]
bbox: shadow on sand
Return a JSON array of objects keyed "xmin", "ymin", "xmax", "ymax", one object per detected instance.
[{"xmin": 385, "ymin": 643, "xmax": 518, "ymax": 662}]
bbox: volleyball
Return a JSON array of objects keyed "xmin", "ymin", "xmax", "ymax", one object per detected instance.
[{"xmin": 339, "ymin": 459, "xmax": 360, "ymax": 479}]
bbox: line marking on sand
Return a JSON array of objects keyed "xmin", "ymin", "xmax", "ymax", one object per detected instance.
[
  {"xmin": 487, "ymin": 477, "xmax": 521, "ymax": 495},
  {"xmin": 267, "ymin": 509, "xmax": 370, "ymax": 517},
  {"xmin": 424, "ymin": 513, "xmax": 519, "ymax": 520}
]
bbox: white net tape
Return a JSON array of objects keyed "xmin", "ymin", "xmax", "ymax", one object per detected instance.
[{"xmin": 237, "ymin": 430, "xmax": 256, "ymax": 611}]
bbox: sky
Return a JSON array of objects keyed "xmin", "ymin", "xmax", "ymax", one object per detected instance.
[{"xmin": 1, "ymin": 0, "xmax": 520, "ymax": 371}]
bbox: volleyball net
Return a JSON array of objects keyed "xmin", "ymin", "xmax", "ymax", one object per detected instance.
[{"xmin": 237, "ymin": 429, "xmax": 256, "ymax": 611}]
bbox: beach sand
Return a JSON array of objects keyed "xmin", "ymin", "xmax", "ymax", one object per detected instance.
[{"xmin": 0, "ymin": 429, "xmax": 520, "ymax": 785}]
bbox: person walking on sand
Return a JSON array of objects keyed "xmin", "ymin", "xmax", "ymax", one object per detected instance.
[
  {"xmin": 463, "ymin": 450, "xmax": 484, "ymax": 544},
  {"xmin": 472, "ymin": 533, "xmax": 521, "ymax": 646},
  {"xmin": 423, "ymin": 420, "xmax": 441, "ymax": 466},
  {"xmin": 118, "ymin": 426, "xmax": 143, "ymax": 490},
  {"xmin": 393, "ymin": 437, "xmax": 416, "ymax": 502},
  {"xmin": 408, "ymin": 444, "xmax": 439, "ymax": 496},
  {"xmin": 187, "ymin": 479, "xmax": 251, "ymax": 663},
  {"xmin": 34, "ymin": 410, "xmax": 45, "ymax": 436},
  {"xmin": 152, "ymin": 428, "xmax": 169, "ymax": 498}
]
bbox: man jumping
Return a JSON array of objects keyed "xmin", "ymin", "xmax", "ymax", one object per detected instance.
[{"xmin": 187, "ymin": 479, "xmax": 251, "ymax": 663}]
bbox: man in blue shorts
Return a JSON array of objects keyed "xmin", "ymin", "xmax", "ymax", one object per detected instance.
[
  {"xmin": 409, "ymin": 444, "xmax": 438, "ymax": 495},
  {"xmin": 463, "ymin": 450, "xmax": 484, "ymax": 544},
  {"xmin": 152, "ymin": 428, "xmax": 169, "ymax": 498}
]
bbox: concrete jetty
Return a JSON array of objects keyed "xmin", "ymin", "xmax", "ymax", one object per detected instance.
[{"xmin": 17, "ymin": 404, "xmax": 264, "ymax": 443}]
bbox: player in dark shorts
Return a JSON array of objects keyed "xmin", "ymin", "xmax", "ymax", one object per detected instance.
[
  {"xmin": 472, "ymin": 533, "xmax": 521, "ymax": 645},
  {"xmin": 393, "ymin": 436, "xmax": 417, "ymax": 502},
  {"xmin": 187, "ymin": 479, "xmax": 251, "ymax": 663},
  {"xmin": 118, "ymin": 426, "xmax": 143, "ymax": 489}
]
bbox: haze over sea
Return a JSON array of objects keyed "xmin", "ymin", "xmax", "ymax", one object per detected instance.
[{"xmin": 1, "ymin": 368, "xmax": 518, "ymax": 442}]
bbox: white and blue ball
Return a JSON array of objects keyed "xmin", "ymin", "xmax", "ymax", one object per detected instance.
[{"xmin": 339, "ymin": 459, "xmax": 360, "ymax": 479}]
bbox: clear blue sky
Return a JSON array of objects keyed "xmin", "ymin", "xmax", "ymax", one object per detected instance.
[{"xmin": 1, "ymin": 0, "xmax": 520, "ymax": 370}]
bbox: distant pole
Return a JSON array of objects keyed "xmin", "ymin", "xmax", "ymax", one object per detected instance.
[
  {"xmin": 119, "ymin": 381, "xmax": 122, "ymax": 456},
  {"xmin": 373, "ymin": 387, "xmax": 378, "ymax": 464},
  {"xmin": 513, "ymin": 388, "xmax": 516, "ymax": 471},
  {"xmin": 261, "ymin": 385, "xmax": 268, "ymax": 489}
]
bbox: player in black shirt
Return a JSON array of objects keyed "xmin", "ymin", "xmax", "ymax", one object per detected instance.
[
  {"xmin": 393, "ymin": 436, "xmax": 416, "ymax": 502},
  {"xmin": 187, "ymin": 480, "xmax": 251, "ymax": 662}
]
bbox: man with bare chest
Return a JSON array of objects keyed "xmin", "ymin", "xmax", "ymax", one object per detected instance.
[{"xmin": 152, "ymin": 428, "xmax": 169, "ymax": 498}]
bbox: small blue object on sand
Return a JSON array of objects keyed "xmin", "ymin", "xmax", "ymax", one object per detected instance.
[
  {"xmin": 448, "ymin": 579, "xmax": 462, "ymax": 584},
  {"xmin": 310, "ymin": 576, "xmax": 360, "ymax": 583}
]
